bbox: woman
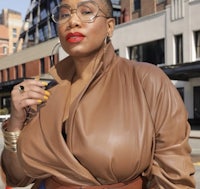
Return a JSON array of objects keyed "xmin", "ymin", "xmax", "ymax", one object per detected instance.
[{"xmin": 1, "ymin": 0, "xmax": 196, "ymax": 188}]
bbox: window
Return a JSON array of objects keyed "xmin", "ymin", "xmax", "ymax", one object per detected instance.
[
  {"xmin": 175, "ymin": 34, "xmax": 183, "ymax": 64},
  {"xmin": 28, "ymin": 32, "xmax": 35, "ymax": 46},
  {"xmin": 157, "ymin": 0, "xmax": 165, "ymax": 3},
  {"xmin": 50, "ymin": 0, "xmax": 61, "ymax": 11},
  {"xmin": 7, "ymin": 69, "xmax": 10, "ymax": 80},
  {"xmin": 40, "ymin": 58, "xmax": 45, "ymax": 74},
  {"xmin": 33, "ymin": 12, "xmax": 38, "ymax": 25},
  {"xmin": 194, "ymin": 87, "xmax": 200, "ymax": 119},
  {"xmin": 134, "ymin": 0, "xmax": 141, "ymax": 11},
  {"xmin": 40, "ymin": 7, "xmax": 48, "ymax": 20},
  {"xmin": 50, "ymin": 22, "xmax": 57, "ymax": 38},
  {"xmin": 39, "ymin": 25, "xmax": 49, "ymax": 42},
  {"xmin": 3, "ymin": 46, "xmax": 8, "ymax": 55},
  {"xmin": 12, "ymin": 28, "xmax": 17, "ymax": 38},
  {"xmin": 111, "ymin": 0, "xmax": 120, "ymax": 5},
  {"xmin": 195, "ymin": 30, "xmax": 200, "ymax": 59},
  {"xmin": 13, "ymin": 43, "xmax": 17, "ymax": 52},
  {"xmin": 129, "ymin": 46, "xmax": 139, "ymax": 61},
  {"xmin": 177, "ymin": 87, "xmax": 184, "ymax": 101},
  {"xmin": 129, "ymin": 39, "xmax": 165, "ymax": 65},
  {"xmin": 1, "ymin": 96, "xmax": 11, "ymax": 111},
  {"xmin": 113, "ymin": 9, "xmax": 121, "ymax": 25},
  {"xmin": 50, "ymin": 1, "xmax": 56, "ymax": 11},
  {"xmin": 171, "ymin": 0, "xmax": 184, "ymax": 20}
]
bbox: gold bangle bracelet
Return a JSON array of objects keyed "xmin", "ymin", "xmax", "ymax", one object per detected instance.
[{"xmin": 1, "ymin": 119, "xmax": 21, "ymax": 153}]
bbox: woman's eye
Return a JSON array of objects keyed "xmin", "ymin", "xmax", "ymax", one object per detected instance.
[
  {"xmin": 81, "ymin": 10, "xmax": 92, "ymax": 15},
  {"xmin": 60, "ymin": 13, "xmax": 70, "ymax": 19},
  {"xmin": 79, "ymin": 6, "xmax": 94, "ymax": 15}
]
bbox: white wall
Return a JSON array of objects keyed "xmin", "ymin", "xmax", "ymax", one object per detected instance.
[
  {"xmin": 112, "ymin": 11, "xmax": 166, "ymax": 59},
  {"xmin": 111, "ymin": 0, "xmax": 200, "ymax": 119}
]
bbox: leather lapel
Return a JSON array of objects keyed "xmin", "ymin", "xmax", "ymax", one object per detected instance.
[{"xmin": 39, "ymin": 78, "xmax": 99, "ymax": 185}]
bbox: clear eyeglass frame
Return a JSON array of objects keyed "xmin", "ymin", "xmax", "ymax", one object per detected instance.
[{"xmin": 51, "ymin": 0, "xmax": 108, "ymax": 24}]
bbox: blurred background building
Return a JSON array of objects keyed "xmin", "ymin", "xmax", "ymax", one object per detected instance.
[
  {"xmin": 0, "ymin": 9, "xmax": 23, "ymax": 57},
  {"xmin": 0, "ymin": 0, "xmax": 200, "ymax": 126},
  {"xmin": 19, "ymin": 0, "xmax": 60, "ymax": 49},
  {"xmin": 0, "ymin": 24, "xmax": 9, "ymax": 57}
]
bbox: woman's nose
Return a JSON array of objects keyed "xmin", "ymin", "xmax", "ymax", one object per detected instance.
[{"xmin": 67, "ymin": 12, "xmax": 81, "ymax": 29}]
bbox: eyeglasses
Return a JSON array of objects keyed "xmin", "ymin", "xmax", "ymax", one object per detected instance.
[{"xmin": 51, "ymin": 0, "xmax": 109, "ymax": 24}]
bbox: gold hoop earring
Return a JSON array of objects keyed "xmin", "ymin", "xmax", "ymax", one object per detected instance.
[
  {"xmin": 104, "ymin": 35, "xmax": 110, "ymax": 45},
  {"xmin": 50, "ymin": 41, "xmax": 61, "ymax": 66}
]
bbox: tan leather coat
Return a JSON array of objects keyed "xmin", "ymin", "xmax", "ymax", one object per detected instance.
[{"xmin": 2, "ymin": 43, "xmax": 195, "ymax": 188}]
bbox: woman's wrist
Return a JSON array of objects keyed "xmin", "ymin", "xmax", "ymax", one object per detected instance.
[
  {"xmin": 1, "ymin": 118, "xmax": 21, "ymax": 153},
  {"xmin": 7, "ymin": 115, "xmax": 25, "ymax": 131}
]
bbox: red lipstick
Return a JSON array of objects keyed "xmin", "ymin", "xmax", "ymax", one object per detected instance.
[{"xmin": 66, "ymin": 32, "xmax": 85, "ymax": 43}]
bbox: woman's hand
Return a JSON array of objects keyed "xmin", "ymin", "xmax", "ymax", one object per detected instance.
[{"xmin": 7, "ymin": 79, "xmax": 50, "ymax": 132}]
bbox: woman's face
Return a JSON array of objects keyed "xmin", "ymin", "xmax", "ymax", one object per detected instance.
[{"xmin": 57, "ymin": 0, "xmax": 115, "ymax": 58}]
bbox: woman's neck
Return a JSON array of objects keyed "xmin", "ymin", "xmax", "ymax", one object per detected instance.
[
  {"xmin": 70, "ymin": 52, "xmax": 102, "ymax": 105},
  {"xmin": 72, "ymin": 49, "xmax": 104, "ymax": 82}
]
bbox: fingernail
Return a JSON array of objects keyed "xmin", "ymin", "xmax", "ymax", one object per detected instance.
[
  {"xmin": 37, "ymin": 100, "xmax": 43, "ymax": 104},
  {"xmin": 43, "ymin": 96, "xmax": 49, "ymax": 100},
  {"xmin": 45, "ymin": 90, "xmax": 50, "ymax": 96},
  {"xmin": 42, "ymin": 82, "xmax": 48, "ymax": 86}
]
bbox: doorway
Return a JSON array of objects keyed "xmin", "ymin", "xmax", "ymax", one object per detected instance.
[{"xmin": 194, "ymin": 86, "xmax": 200, "ymax": 119}]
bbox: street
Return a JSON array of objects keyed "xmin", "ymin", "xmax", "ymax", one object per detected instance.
[{"xmin": 0, "ymin": 124, "xmax": 199, "ymax": 188}]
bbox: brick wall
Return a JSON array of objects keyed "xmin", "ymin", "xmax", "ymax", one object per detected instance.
[
  {"xmin": 121, "ymin": 0, "xmax": 172, "ymax": 20},
  {"xmin": 44, "ymin": 56, "xmax": 51, "ymax": 73},
  {"xmin": 26, "ymin": 59, "xmax": 41, "ymax": 78},
  {"xmin": 141, "ymin": 0, "xmax": 155, "ymax": 17},
  {"xmin": 18, "ymin": 64, "xmax": 24, "ymax": 78},
  {"xmin": 121, "ymin": 0, "xmax": 132, "ymax": 22},
  {"xmin": 9, "ymin": 67, "xmax": 15, "ymax": 80},
  {"xmin": 0, "ymin": 25, "xmax": 9, "ymax": 57},
  {"xmin": 0, "ymin": 9, "xmax": 23, "ymax": 55},
  {"xmin": 0, "ymin": 55, "xmax": 55, "ymax": 83},
  {"xmin": 2, "ymin": 70, "xmax": 8, "ymax": 81}
]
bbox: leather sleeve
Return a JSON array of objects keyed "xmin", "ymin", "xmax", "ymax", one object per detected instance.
[
  {"xmin": 1, "ymin": 149, "xmax": 35, "ymax": 187},
  {"xmin": 140, "ymin": 64, "xmax": 196, "ymax": 188}
]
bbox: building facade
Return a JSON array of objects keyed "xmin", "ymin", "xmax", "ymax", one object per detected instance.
[
  {"xmin": 19, "ymin": 0, "xmax": 61, "ymax": 49},
  {"xmin": 120, "ymin": 0, "xmax": 171, "ymax": 22},
  {"xmin": 111, "ymin": 0, "xmax": 200, "ymax": 124},
  {"xmin": 0, "ymin": 25, "xmax": 9, "ymax": 57},
  {"xmin": 0, "ymin": 9, "xmax": 23, "ymax": 56},
  {"xmin": 0, "ymin": 0, "xmax": 200, "ymax": 125}
]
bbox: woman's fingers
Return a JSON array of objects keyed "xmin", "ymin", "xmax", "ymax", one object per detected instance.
[
  {"xmin": 12, "ymin": 80, "xmax": 50, "ymax": 108},
  {"xmin": 10, "ymin": 80, "xmax": 50, "ymax": 124}
]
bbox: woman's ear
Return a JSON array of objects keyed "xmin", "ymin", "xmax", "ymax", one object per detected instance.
[{"xmin": 106, "ymin": 18, "xmax": 115, "ymax": 38}]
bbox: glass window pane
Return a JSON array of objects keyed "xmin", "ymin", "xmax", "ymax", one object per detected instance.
[
  {"xmin": 175, "ymin": 34, "xmax": 183, "ymax": 64},
  {"xmin": 195, "ymin": 31, "xmax": 200, "ymax": 59},
  {"xmin": 129, "ymin": 39, "xmax": 165, "ymax": 65},
  {"xmin": 40, "ymin": 8, "xmax": 47, "ymax": 20}
]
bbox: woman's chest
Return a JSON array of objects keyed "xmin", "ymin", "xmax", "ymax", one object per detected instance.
[{"xmin": 67, "ymin": 81, "xmax": 155, "ymax": 183}]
